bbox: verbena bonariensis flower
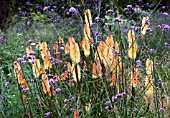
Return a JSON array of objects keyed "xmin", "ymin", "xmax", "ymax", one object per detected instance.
[
  {"xmin": 5, "ymin": 82, "xmax": 10, "ymax": 87},
  {"xmin": 45, "ymin": 112, "xmax": 51, "ymax": 118},
  {"xmin": 69, "ymin": 7, "xmax": 78, "ymax": 15},
  {"xmin": 136, "ymin": 60, "xmax": 142, "ymax": 68},
  {"xmin": 159, "ymin": 108, "xmax": 165, "ymax": 112},
  {"xmin": 158, "ymin": 78, "xmax": 162, "ymax": 84}
]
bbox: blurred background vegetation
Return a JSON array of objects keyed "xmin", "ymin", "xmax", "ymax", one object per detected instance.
[{"xmin": 0, "ymin": 0, "xmax": 169, "ymax": 32}]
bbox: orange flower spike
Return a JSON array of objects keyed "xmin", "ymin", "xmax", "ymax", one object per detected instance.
[
  {"xmin": 110, "ymin": 73, "xmax": 117, "ymax": 86},
  {"xmin": 97, "ymin": 60, "xmax": 102, "ymax": 77},
  {"xmin": 22, "ymin": 79, "xmax": 29, "ymax": 89},
  {"xmin": 17, "ymin": 71, "xmax": 24, "ymax": 84},
  {"xmin": 40, "ymin": 66, "xmax": 46, "ymax": 74},
  {"xmin": 85, "ymin": 9, "xmax": 92, "ymax": 26},
  {"xmin": 65, "ymin": 41, "xmax": 70, "ymax": 54},
  {"xmin": 106, "ymin": 35, "xmax": 114, "ymax": 48},
  {"xmin": 26, "ymin": 46, "xmax": 35, "ymax": 63},
  {"xmin": 130, "ymin": 68, "xmax": 138, "ymax": 87},
  {"xmin": 83, "ymin": 61, "xmax": 87, "ymax": 71},
  {"xmin": 92, "ymin": 63, "xmax": 97, "ymax": 79},
  {"xmin": 145, "ymin": 75, "xmax": 153, "ymax": 105},
  {"xmin": 146, "ymin": 58, "xmax": 153, "ymax": 75},
  {"xmin": 81, "ymin": 37, "xmax": 90, "ymax": 57},
  {"xmin": 53, "ymin": 41, "xmax": 58, "ymax": 51},
  {"xmin": 43, "ymin": 50, "xmax": 52, "ymax": 70},
  {"xmin": 42, "ymin": 73, "xmax": 51, "ymax": 96},
  {"xmin": 32, "ymin": 59, "xmax": 41, "ymax": 78},
  {"xmin": 14, "ymin": 62, "xmax": 21, "ymax": 76},
  {"xmin": 23, "ymin": 95, "xmax": 28, "ymax": 104},
  {"xmin": 84, "ymin": 24, "xmax": 91, "ymax": 40},
  {"xmin": 67, "ymin": 62, "xmax": 72, "ymax": 72},
  {"xmin": 59, "ymin": 37, "xmax": 64, "ymax": 44},
  {"xmin": 54, "ymin": 74, "xmax": 60, "ymax": 81},
  {"xmin": 53, "ymin": 42, "xmax": 59, "ymax": 60},
  {"xmin": 96, "ymin": 40, "xmax": 107, "ymax": 61},
  {"xmin": 70, "ymin": 37, "xmax": 81, "ymax": 63},
  {"xmin": 26, "ymin": 46, "xmax": 33, "ymax": 57},
  {"xmin": 74, "ymin": 110, "xmax": 79, "ymax": 118},
  {"xmin": 40, "ymin": 42, "xmax": 48, "ymax": 58}
]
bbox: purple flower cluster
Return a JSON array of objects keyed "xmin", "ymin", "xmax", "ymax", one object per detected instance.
[
  {"xmin": 136, "ymin": 60, "xmax": 142, "ymax": 68},
  {"xmin": 69, "ymin": 7, "xmax": 78, "ymax": 15},
  {"xmin": 112, "ymin": 92, "xmax": 126, "ymax": 102},
  {"xmin": 164, "ymin": 42, "xmax": 170, "ymax": 49},
  {"xmin": 45, "ymin": 112, "xmax": 52, "ymax": 118}
]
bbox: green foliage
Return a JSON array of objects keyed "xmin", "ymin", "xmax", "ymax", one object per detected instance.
[{"xmin": 0, "ymin": 1, "xmax": 170, "ymax": 118}]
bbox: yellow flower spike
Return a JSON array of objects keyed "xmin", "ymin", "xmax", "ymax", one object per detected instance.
[
  {"xmin": 141, "ymin": 16, "xmax": 149, "ymax": 39},
  {"xmin": 84, "ymin": 24, "xmax": 91, "ymax": 40},
  {"xmin": 85, "ymin": 9, "xmax": 92, "ymax": 26},
  {"xmin": 103, "ymin": 47, "xmax": 114, "ymax": 68},
  {"xmin": 72, "ymin": 63, "xmax": 81, "ymax": 82},
  {"xmin": 81, "ymin": 37, "xmax": 90, "ymax": 57},
  {"xmin": 36, "ymin": 42, "xmax": 41, "ymax": 49},
  {"xmin": 146, "ymin": 58, "xmax": 153, "ymax": 75},
  {"xmin": 127, "ymin": 30, "xmax": 137, "ymax": 59},
  {"xmin": 128, "ymin": 30, "xmax": 135, "ymax": 43},
  {"xmin": 130, "ymin": 68, "xmax": 138, "ymax": 87},
  {"xmin": 23, "ymin": 95, "xmax": 28, "ymax": 104},
  {"xmin": 145, "ymin": 75, "xmax": 153, "ymax": 105},
  {"xmin": 69, "ymin": 37, "xmax": 81, "ymax": 64},
  {"xmin": 128, "ymin": 41, "xmax": 137, "ymax": 59},
  {"xmin": 85, "ymin": 103, "xmax": 91, "ymax": 112},
  {"xmin": 95, "ymin": 40, "xmax": 107, "ymax": 61},
  {"xmin": 67, "ymin": 62, "xmax": 72, "ymax": 72},
  {"xmin": 32, "ymin": 59, "xmax": 41, "ymax": 78},
  {"xmin": 106, "ymin": 35, "xmax": 114, "ymax": 48}
]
